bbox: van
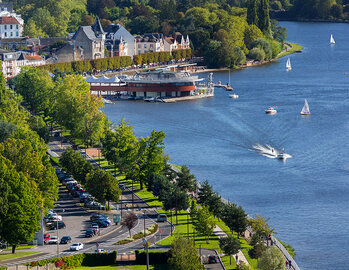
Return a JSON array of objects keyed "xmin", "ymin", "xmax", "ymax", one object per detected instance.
[{"xmin": 157, "ymin": 214, "xmax": 167, "ymax": 222}]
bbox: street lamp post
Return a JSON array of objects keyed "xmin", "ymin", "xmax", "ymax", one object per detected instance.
[
  {"xmin": 144, "ymin": 210, "xmax": 146, "ymax": 237},
  {"xmin": 142, "ymin": 238, "xmax": 149, "ymax": 270}
]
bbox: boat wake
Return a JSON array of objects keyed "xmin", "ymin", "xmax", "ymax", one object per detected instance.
[{"xmin": 250, "ymin": 143, "xmax": 292, "ymax": 161}]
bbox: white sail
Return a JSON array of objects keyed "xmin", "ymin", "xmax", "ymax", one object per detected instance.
[
  {"xmin": 330, "ymin": 34, "xmax": 335, "ymax": 44},
  {"xmin": 301, "ymin": 99, "xmax": 310, "ymax": 115},
  {"xmin": 286, "ymin": 58, "xmax": 292, "ymax": 70}
]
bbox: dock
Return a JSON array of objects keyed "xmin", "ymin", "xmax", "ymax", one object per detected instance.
[
  {"xmin": 162, "ymin": 94, "xmax": 214, "ymax": 103},
  {"xmin": 214, "ymin": 84, "xmax": 233, "ymax": 91}
]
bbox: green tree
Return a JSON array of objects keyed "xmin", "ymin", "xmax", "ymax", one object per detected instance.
[
  {"xmin": 250, "ymin": 38, "xmax": 272, "ymax": 60},
  {"xmin": 244, "ymin": 24, "xmax": 264, "ymax": 48},
  {"xmin": 248, "ymin": 214, "xmax": 275, "ymax": 237},
  {"xmin": 248, "ymin": 47, "xmax": 265, "ymax": 61},
  {"xmin": 198, "ymin": 180, "xmax": 214, "ymax": 206},
  {"xmin": 0, "ymin": 156, "xmax": 40, "ymax": 254},
  {"xmin": 168, "ymin": 236, "xmax": 202, "ymax": 270},
  {"xmin": 23, "ymin": 19, "xmax": 46, "ymax": 38},
  {"xmin": 257, "ymin": 246, "xmax": 285, "ymax": 270},
  {"xmin": 147, "ymin": 173, "xmax": 172, "ymax": 200},
  {"xmin": 0, "ymin": 120, "xmax": 17, "ymax": 143},
  {"xmin": 247, "ymin": 0, "xmax": 259, "ymax": 26},
  {"xmin": 221, "ymin": 203, "xmax": 248, "ymax": 236},
  {"xmin": 192, "ymin": 205, "xmax": 216, "ymax": 243},
  {"xmin": 258, "ymin": 0, "xmax": 271, "ymax": 37},
  {"xmin": 162, "ymin": 186, "xmax": 189, "ymax": 224},
  {"xmin": 85, "ymin": 169, "xmax": 121, "ymax": 207},
  {"xmin": 231, "ymin": 47, "xmax": 246, "ymax": 65},
  {"xmin": 176, "ymin": 165, "xmax": 197, "ymax": 193},
  {"xmin": 219, "ymin": 235, "xmax": 241, "ymax": 265}
]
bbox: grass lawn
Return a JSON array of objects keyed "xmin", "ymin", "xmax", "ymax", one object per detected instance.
[
  {"xmin": 74, "ymin": 265, "xmax": 168, "ymax": 270},
  {"xmin": 4, "ymin": 245, "xmax": 36, "ymax": 251},
  {"xmin": 277, "ymin": 42, "xmax": 303, "ymax": 59},
  {"xmin": 0, "ymin": 252, "xmax": 40, "ymax": 262}
]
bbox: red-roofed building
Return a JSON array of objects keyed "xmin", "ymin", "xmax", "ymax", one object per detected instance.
[{"xmin": 0, "ymin": 10, "xmax": 23, "ymax": 39}]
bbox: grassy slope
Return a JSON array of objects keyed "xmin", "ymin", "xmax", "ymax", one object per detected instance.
[
  {"xmin": 277, "ymin": 43, "xmax": 304, "ymax": 59},
  {"xmin": 0, "ymin": 252, "xmax": 40, "ymax": 262}
]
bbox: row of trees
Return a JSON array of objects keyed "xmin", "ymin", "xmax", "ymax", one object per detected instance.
[
  {"xmin": 0, "ymin": 69, "xmax": 59, "ymax": 253},
  {"xmin": 60, "ymin": 148, "xmax": 121, "ymax": 207},
  {"xmin": 39, "ymin": 49, "xmax": 191, "ymax": 74},
  {"xmin": 11, "ymin": 68, "xmax": 107, "ymax": 148}
]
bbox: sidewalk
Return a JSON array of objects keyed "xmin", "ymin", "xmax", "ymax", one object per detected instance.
[{"xmin": 213, "ymin": 226, "xmax": 250, "ymax": 267}]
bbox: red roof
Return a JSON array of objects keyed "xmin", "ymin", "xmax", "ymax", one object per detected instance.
[
  {"xmin": 25, "ymin": 55, "xmax": 43, "ymax": 61},
  {"xmin": 0, "ymin": 17, "xmax": 19, "ymax": 25}
]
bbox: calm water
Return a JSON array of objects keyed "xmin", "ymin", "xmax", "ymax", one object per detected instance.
[{"xmin": 102, "ymin": 22, "xmax": 349, "ymax": 270}]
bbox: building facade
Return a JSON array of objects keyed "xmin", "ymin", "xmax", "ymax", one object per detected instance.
[
  {"xmin": 135, "ymin": 33, "xmax": 164, "ymax": 55},
  {"xmin": 104, "ymin": 24, "xmax": 135, "ymax": 57},
  {"xmin": 0, "ymin": 8, "xmax": 23, "ymax": 39}
]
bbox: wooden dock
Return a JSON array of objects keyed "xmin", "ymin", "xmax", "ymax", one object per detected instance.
[{"xmin": 214, "ymin": 84, "xmax": 233, "ymax": 91}]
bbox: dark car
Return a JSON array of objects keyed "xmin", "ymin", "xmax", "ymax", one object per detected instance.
[
  {"xmin": 208, "ymin": 255, "xmax": 218, "ymax": 264},
  {"xmin": 95, "ymin": 219, "xmax": 110, "ymax": 228},
  {"xmin": 60, "ymin": 236, "xmax": 71, "ymax": 244},
  {"xmin": 49, "ymin": 221, "xmax": 66, "ymax": 230},
  {"xmin": 85, "ymin": 229, "xmax": 94, "ymax": 238},
  {"xmin": 90, "ymin": 214, "xmax": 107, "ymax": 222}
]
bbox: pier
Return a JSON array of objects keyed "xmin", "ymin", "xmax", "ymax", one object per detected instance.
[{"xmin": 214, "ymin": 83, "xmax": 233, "ymax": 91}]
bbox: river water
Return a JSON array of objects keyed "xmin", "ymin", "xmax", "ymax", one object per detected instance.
[{"xmin": 102, "ymin": 22, "xmax": 349, "ymax": 270}]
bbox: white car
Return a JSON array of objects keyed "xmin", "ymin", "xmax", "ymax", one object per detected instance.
[
  {"xmin": 48, "ymin": 236, "xmax": 59, "ymax": 244},
  {"xmin": 70, "ymin": 243, "xmax": 84, "ymax": 251}
]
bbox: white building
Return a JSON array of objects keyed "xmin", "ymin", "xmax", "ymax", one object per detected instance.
[
  {"xmin": 104, "ymin": 24, "xmax": 135, "ymax": 57},
  {"xmin": 135, "ymin": 33, "xmax": 164, "ymax": 55},
  {"xmin": 0, "ymin": 10, "xmax": 23, "ymax": 39}
]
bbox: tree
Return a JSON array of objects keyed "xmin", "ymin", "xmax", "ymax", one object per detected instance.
[
  {"xmin": 207, "ymin": 191, "xmax": 224, "ymax": 218},
  {"xmin": 248, "ymin": 214, "xmax": 275, "ymax": 237},
  {"xmin": 147, "ymin": 173, "xmax": 172, "ymax": 200},
  {"xmin": 0, "ymin": 155, "xmax": 40, "ymax": 254},
  {"xmin": 192, "ymin": 206, "xmax": 216, "ymax": 243},
  {"xmin": 198, "ymin": 180, "xmax": 214, "ymax": 206},
  {"xmin": 258, "ymin": 0, "xmax": 271, "ymax": 37},
  {"xmin": 244, "ymin": 24, "xmax": 264, "ymax": 48},
  {"xmin": 221, "ymin": 203, "xmax": 248, "ymax": 236},
  {"xmin": 250, "ymin": 39, "xmax": 272, "ymax": 60},
  {"xmin": 176, "ymin": 165, "xmax": 197, "ymax": 193},
  {"xmin": 162, "ymin": 186, "xmax": 189, "ymax": 224},
  {"xmin": 168, "ymin": 236, "xmax": 202, "ymax": 270},
  {"xmin": 0, "ymin": 120, "xmax": 17, "ymax": 143},
  {"xmin": 122, "ymin": 213, "xmax": 138, "ymax": 238},
  {"xmin": 248, "ymin": 47, "xmax": 265, "ymax": 61},
  {"xmin": 248, "ymin": 233, "xmax": 266, "ymax": 259},
  {"xmin": 257, "ymin": 246, "xmax": 285, "ymax": 270},
  {"xmin": 85, "ymin": 169, "xmax": 121, "ymax": 207},
  {"xmin": 247, "ymin": 0, "xmax": 259, "ymax": 26},
  {"xmin": 15, "ymin": 67, "xmax": 55, "ymax": 115},
  {"xmin": 219, "ymin": 235, "xmax": 241, "ymax": 265},
  {"xmin": 231, "ymin": 47, "xmax": 246, "ymax": 66}
]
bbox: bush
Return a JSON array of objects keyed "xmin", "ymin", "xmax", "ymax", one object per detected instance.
[
  {"xmin": 270, "ymin": 40, "xmax": 282, "ymax": 58},
  {"xmin": 250, "ymin": 39, "xmax": 272, "ymax": 60},
  {"xmin": 26, "ymin": 251, "xmax": 117, "ymax": 268},
  {"xmin": 249, "ymin": 47, "xmax": 265, "ymax": 62},
  {"xmin": 135, "ymin": 250, "xmax": 170, "ymax": 265}
]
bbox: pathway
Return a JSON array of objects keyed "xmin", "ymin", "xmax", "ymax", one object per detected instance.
[{"xmin": 213, "ymin": 225, "xmax": 250, "ymax": 267}]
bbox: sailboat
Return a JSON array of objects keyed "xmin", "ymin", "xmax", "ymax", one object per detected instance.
[
  {"xmin": 330, "ymin": 34, "xmax": 335, "ymax": 45},
  {"xmin": 286, "ymin": 58, "xmax": 292, "ymax": 71},
  {"xmin": 300, "ymin": 99, "xmax": 311, "ymax": 115}
]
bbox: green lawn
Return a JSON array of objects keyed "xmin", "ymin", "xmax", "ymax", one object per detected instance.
[
  {"xmin": 277, "ymin": 42, "xmax": 303, "ymax": 59},
  {"xmin": 4, "ymin": 245, "xmax": 36, "ymax": 251},
  {"xmin": 99, "ymin": 159, "xmax": 256, "ymax": 269},
  {"xmin": 0, "ymin": 252, "xmax": 40, "ymax": 262},
  {"xmin": 74, "ymin": 265, "xmax": 168, "ymax": 270}
]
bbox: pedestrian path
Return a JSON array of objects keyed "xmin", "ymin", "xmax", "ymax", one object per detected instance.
[{"xmin": 213, "ymin": 225, "xmax": 250, "ymax": 267}]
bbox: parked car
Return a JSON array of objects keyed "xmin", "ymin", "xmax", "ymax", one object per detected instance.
[
  {"xmin": 90, "ymin": 214, "xmax": 108, "ymax": 222},
  {"xmin": 48, "ymin": 221, "xmax": 66, "ymax": 230},
  {"xmin": 48, "ymin": 236, "xmax": 59, "ymax": 244},
  {"xmin": 118, "ymin": 183, "xmax": 126, "ymax": 190},
  {"xmin": 60, "ymin": 236, "xmax": 71, "ymax": 244},
  {"xmin": 94, "ymin": 249, "xmax": 107, "ymax": 253},
  {"xmin": 44, "ymin": 233, "xmax": 50, "ymax": 244},
  {"xmin": 208, "ymin": 255, "xmax": 218, "ymax": 264},
  {"xmin": 91, "ymin": 223, "xmax": 99, "ymax": 235},
  {"xmin": 85, "ymin": 229, "xmax": 94, "ymax": 238},
  {"xmin": 157, "ymin": 214, "xmax": 167, "ymax": 222},
  {"xmin": 70, "ymin": 243, "xmax": 83, "ymax": 251}
]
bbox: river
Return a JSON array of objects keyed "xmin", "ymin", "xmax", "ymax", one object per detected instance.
[{"xmin": 102, "ymin": 22, "xmax": 349, "ymax": 270}]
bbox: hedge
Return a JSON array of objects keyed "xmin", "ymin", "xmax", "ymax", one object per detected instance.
[
  {"xmin": 135, "ymin": 250, "xmax": 169, "ymax": 265},
  {"xmin": 133, "ymin": 49, "xmax": 191, "ymax": 65},
  {"xmin": 26, "ymin": 251, "xmax": 117, "ymax": 268}
]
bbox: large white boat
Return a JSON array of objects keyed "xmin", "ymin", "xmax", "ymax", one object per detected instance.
[
  {"xmin": 277, "ymin": 150, "xmax": 292, "ymax": 161},
  {"xmin": 300, "ymin": 99, "xmax": 311, "ymax": 115}
]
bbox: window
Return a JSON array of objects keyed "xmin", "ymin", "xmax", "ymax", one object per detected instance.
[
  {"xmin": 144, "ymin": 44, "xmax": 147, "ymax": 48},
  {"xmin": 150, "ymin": 44, "xmax": 153, "ymax": 48},
  {"xmin": 138, "ymin": 44, "xmax": 141, "ymax": 48},
  {"xmin": 4, "ymin": 32, "xmax": 7, "ymax": 37},
  {"xmin": 10, "ymin": 25, "xmax": 12, "ymax": 30},
  {"xmin": 138, "ymin": 50, "xmax": 141, "ymax": 54},
  {"xmin": 16, "ymin": 25, "xmax": 18, "ymax": 29},
  {"xmin": 4, "ymin": 25, "xmax": 7, "ymax": 30},
  {"xmin": 16, "ymin": 32, "xmax": 18, "ymax": 37},
  {"xmin": 10, "ymin": 32, "xmax": 12, "ymax": 37}
]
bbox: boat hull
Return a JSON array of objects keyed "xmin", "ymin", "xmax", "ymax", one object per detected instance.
[
  {"xmin": 300, "ymin": 112, "xmax": 311, "ymax": 115},
  {"xmin": 265, "ymin": 110, "xmax": 277, "ymax": 114}
]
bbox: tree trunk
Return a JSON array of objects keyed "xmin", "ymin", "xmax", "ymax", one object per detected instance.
[
  {"xmin": 140, "ymin": 179, "xmax": 143, "ymax": 190},
  {"xmin": 230, "ymin": 255, "xmax": 231, "ymax": 265},
  {"xmin": 175, "ymin": 208, "xmax": 178, "ymax": 225},
  {"xmin": 12, "ymin": 245, "xmax": 16, "ymax": 254}
]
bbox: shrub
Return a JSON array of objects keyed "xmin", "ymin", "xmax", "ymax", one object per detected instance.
[
  {"xmin": 248, "ymin": 47, "xmax": 265, "ymax": 62},
  {"xmin": 135, "ymin": 250, "xmax": 170, "ymax": 265},
  {"xmin": 250, "ymin": 39, "xmax": 272, "ymax": 60}
]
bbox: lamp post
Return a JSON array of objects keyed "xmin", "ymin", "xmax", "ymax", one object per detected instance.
[
  {"xmin": 143, "ymin": 210, "xmax": 146, "ymax": 237},
  {"xmin": 142, "ymin": 238, "xmax": 149, "ymax": 270}
]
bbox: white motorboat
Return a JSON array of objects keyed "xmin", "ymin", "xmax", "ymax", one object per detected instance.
[
  {"xmin": 300, "ymin": 99, "xmax": 311, "ymax": 115},
  {"xmin": 229, "ymin": 93, "xmax": 239, "ymax": 99},
  {"xmin": 286, "ymin": 58, "xmax": 292, "ymax": 71},
  {"xmin": 330, "ymin": 34, "xmax": 335, "ymax": 45},
  {"xmin": 277, "ymin": 151, "xmax": 292, "ymax": 161},
  {"xmin": 265, "ymin": 106, "xmax": 277, "ymax": 114}
]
